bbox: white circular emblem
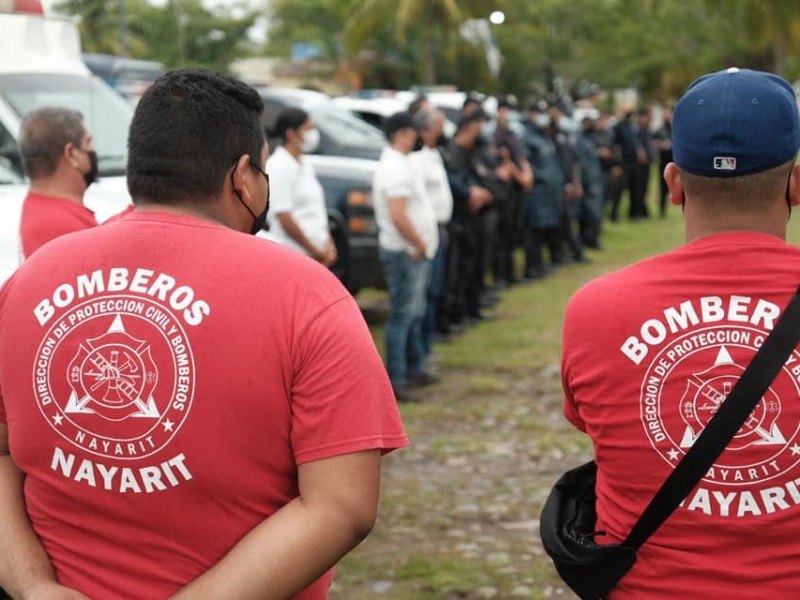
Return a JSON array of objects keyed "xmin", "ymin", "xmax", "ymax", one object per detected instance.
[
  {"xmin": 640, "ymin": 326, "xmax": 800, "ymax": 486},
  {"xmin": 32, "ymin": 295, "xmax": 194, "ymax": 460}
]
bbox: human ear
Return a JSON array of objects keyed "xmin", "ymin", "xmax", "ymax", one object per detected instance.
[
  {"xmin": 664, "ymin": 163, "xmax": 684, "ymax": 206},
  {"xmin": 788, "ymin": 164, "xmax": 800, "ymax": 207},
  {"xmin": 230, "ymin": 154, "xmax": 254, "ymax": 203}
]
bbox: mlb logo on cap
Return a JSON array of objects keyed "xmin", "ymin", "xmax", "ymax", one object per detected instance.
[{"xmin": 713, "ymin": 157, "xmax": 737, "ymax": 171}]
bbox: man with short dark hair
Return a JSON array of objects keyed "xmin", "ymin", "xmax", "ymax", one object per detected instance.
[
  {"xmin": 373, "ymin": 111, "xmax": 439, "ymax": 402},
  {"xmin": 18, "ymin": 107, "xmax": 98, "ymax": 259},
  {"xmin": 0, "ymin": 68, "xmax": 407, "ymax": 599},
  {"xmin": 560, "ymin": 68, "xmax": 800, "ymax": 597}
]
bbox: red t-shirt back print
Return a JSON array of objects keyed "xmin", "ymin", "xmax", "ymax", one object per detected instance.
[
  {"xmin": 0, "ymin": 210, "xmax": 407, "ymax": 599},
  {"xmin": 562, "ymin": 231, "xmax": 800, "ymax": 599}
]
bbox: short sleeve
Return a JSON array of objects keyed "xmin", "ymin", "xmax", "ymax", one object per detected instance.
[
  {"xmin": 266, "ymin": 152, "xmax": 298, "ymax": 215},
  {"xmin": 381, "ymin": 166, "xmax": 414, "ymax": 200},
  {"xmin": 562, "ymin": 295, "xmax": 587, "ymax": 433},
  {"xmin": 0, "ymin": 381, "xmax": 6, "ymax": 424},
  {"xmin": 290, "ymin": 295, "xmax": 408, "ymax": 464}
]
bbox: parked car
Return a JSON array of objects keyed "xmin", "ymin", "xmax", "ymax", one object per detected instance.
[
  {"xmin": 331, "ymin": 95, "xmax": 408, "ymax": 130},
  {"xmin": 0, "ymin": 159, "xmax": 26, "ymax": 283},
  {"xmin": 83, "ymin": 53, "xmax": 165, "ymax": 105},
  {"xmin": 0, "ymin": 1, "xmax": 133, "ymax": 286},
  {"xmin": 259, "ymin": 87, "xmax": 385, "ymax": 161},
  {"xmin": 333, "ymin": 94, "xmax": 457, "ymax": 139},
  {"xmin": 256, "ymin": 87, "xmax": 386, "ymax": 294}
]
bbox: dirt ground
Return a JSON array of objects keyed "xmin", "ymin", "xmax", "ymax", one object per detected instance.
[{"xmin": 328, "ymin": 300, "xmax": 589, "ymax": 599}]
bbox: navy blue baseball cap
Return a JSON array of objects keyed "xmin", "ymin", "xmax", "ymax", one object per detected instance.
[{"xmin": 673, "ymin": 67, "xmax": 800, "ymax": 177}]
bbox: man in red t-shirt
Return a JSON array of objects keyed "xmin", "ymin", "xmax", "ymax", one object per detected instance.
[
  {"xmin": 18, "ymin": 107, "xmax": 100, "ymax": 259},
  {"xmin": 561, "ymin": 68, "xmax": 800, "ymax": 598},
  {"xmin": 0, "ymin": 69, "xmax": 408, "ymax": 599}
]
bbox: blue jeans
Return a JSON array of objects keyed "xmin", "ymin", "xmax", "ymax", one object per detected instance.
[
  {"xmin": 379, "ymin": 247, "xmax": 432, "ymax": 389},
  {"xmin": 422, "ymin": 226, "xmax": 447, "ymax": 354}
]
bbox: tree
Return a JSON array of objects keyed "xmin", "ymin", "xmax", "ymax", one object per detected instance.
[
  {"xmin": 267, "ymin": 0, "xmax": 350, "ymax": 60},
  {"xmin": 54, "ymin": 0, "xmax": 141, "ymax": 55},
  {"xmin": 54, "ymin": 0, "xmax": 258, "ymax": 73},
  {"xmin": 737, "ymin": 0, "xmax": 800, "ymax": 76},
  {"xmin": 492, "ymin": 0, "xmax": 750, "ymax": 104},
  {"xmin": 343, "ymin": 0, "xmax": 504, "ymax": 85}
]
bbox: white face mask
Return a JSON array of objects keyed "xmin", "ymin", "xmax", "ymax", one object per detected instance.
[
  {"xmin": 534, "ymin": 114, "xmax": 551, "ymax": 128},
  {"xmin": 300, "ymin": 127, "xmax": 320, "ymax": 153}
]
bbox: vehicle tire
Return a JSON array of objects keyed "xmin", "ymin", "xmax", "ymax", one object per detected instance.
[{"xmin": 327, "ymin": 210, "xmax": 353, "ymax": 292}]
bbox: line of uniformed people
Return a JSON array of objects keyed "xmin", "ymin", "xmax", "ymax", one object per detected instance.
[{"xmin": 407, "ymin": 95, "xmax": 611, "ymax": 343}]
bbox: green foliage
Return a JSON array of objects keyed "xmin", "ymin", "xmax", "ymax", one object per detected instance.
[
  {"xmin": 54, "ymin": 0, "xmax": 258, "ymax": 72},
  {"xmin": 268, "ymin": 0, "xmax": 800, "ymax": 101},
  {"xmin": 267, "ymin": 0, "xmax": 350, "ymax": 59},
  {"xmin": 53, "ymin": 0, "xmax": 800, "ymax": 97},
  {"xmin": 342, "ymin": 0, "xmax": 505, "ymax": 85}
]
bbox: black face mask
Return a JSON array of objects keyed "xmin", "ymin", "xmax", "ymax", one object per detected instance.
[
  {"xmin": 231, "ymin": 160, "xmax": 270, "ymax": 235},
  {"xmin": 82, "ymin": 149, "xmax": 99, "ymax": 187}
]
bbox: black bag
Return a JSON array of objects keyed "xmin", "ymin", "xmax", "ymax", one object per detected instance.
[
  {"xmin": 540, "ymin": 285, "xmax": 800, "ymax": 599},
  {"xmin": 540, "ymin": 461, "xmax": 635, "ymax": 599}
]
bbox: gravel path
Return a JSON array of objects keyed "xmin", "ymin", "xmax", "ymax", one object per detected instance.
[{"xmin": 329, "ymin": 351, "xmax": 591, "ymax": 599}]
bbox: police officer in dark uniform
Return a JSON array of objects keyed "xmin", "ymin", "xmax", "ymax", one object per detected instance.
[
  {"xmin": 612, "ymin": 109, "xmax": 641, "ymax": 221},
  {"xmin": 440, "ymin": 113, "xmax": 494, "ymax": 326},
  {"xmin": 546, "ymin": 104, "xmax": 585, "ymax": 263},
  {"xmin": 632, "ymin": 106, "xmax": 654, "ymax": 218},
  {"xmin": 594, "ymin": 110, "xmax": 623, "ymax": 219},
  {"xmin": 522, "ymin": 101, "xmax": 564, "ymax": 278},
  {"xmin": 576, "ymin": 116, "xmax": 604, "ymax": 249},
  {"xmin": 493, "ymin": 95, "xmax": 534, "ymax": 286},
  {"xmin": 652, "ymin": 104, "xmax": 673, "ymax": 218}
]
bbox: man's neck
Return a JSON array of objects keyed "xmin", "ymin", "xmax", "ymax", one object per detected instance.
[
  {"xmin": 285, "ymin": 143, "xmax": 302, "ymax": 161},
  {"xmin": 132, "ymin": 200, "xmax": 232, "ymax": 229},
  {"xmin": 390, "ymin": 141, "xmax": 408, "ymax": 155},
  {"xmin": 685, "ymin": 213, "xmax": 788, "ymax": 243},
  {"xmin": 29, "ymin": 181, "xmax": 84, "ymax": 204}
]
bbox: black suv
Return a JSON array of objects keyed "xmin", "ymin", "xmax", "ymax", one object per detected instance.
[{"xmin": 256, "ymin": 87, "xmax": 386, "ymax": 295}]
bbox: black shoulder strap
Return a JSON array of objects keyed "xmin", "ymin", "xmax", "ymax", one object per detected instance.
[{"xmin": 624, "ymin": 285, "xmax": 800, "ymax": 549}]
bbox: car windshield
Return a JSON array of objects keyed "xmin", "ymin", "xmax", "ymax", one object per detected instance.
[
  {"xmin": 437, "ymin": 106, "xmax": 461, "ymax": 124},
  {"xmin": 0, "ymin": 73, "xmax": 132, "ymax": 176},
  {"xmin": 306, "ymin": 102, "xmax": 385, "ymax": 146}
]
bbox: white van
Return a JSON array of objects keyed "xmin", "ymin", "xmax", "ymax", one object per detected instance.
[{"xmin": 0, "ymin": 1, "xmax": 133, "ymax": 285}]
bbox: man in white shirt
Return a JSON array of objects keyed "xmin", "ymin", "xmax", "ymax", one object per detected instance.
[
  {"xmin": 373, "ymin": 112, "xmax": 439, "ymax": 402},
  {"xmin": 409, "ymin": 107, "xmax": 453, "ymax": 353}
]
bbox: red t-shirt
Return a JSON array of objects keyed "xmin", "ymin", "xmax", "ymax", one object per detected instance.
[
  {"xmin": 0, "ymin": 210, "xmax": 408, "ymax": 599},
  {"xmin": 563, "ymin": 231, "xmax": 800, "ymax": 599},
  {"xmin": 19, "ymin": 191, "xmax": 98, "ymax": 259}
]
